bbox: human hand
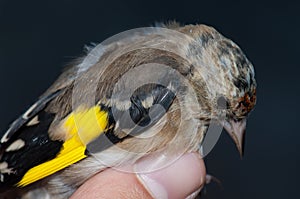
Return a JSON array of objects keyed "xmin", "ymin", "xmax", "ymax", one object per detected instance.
[{"xmin": 71, "ymin": 153, "xmax": 206, "ymax": 199}]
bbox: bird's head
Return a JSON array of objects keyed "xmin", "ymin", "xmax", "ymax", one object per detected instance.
[
  {"xmin": 179, "ymin": 24, "xmax": 257, "ymax": 156},
  {"xmin": 218, "ymin": 41, "xmax": 256, "ymax": 157},
  {"xmin": 211, "ymin": 38, "xmax": 256, "ymax": 157}
]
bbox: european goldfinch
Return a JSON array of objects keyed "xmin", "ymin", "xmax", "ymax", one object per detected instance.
[{"xmin": 0, "ymin": 23, "xmax": 256, "ymax": 198}]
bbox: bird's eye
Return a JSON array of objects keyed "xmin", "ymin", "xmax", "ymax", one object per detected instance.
[{"xmin": 217, "ymin": 96, "xmax": 229, "ymax": 109}]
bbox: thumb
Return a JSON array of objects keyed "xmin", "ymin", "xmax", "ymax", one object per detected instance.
[{"xmin": 71, "ymin": 153, "xmax": 206, "ymax": 199}]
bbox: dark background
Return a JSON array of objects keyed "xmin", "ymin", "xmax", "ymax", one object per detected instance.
[{"xmin": 0, "ymin": 0, "xmax": 299, "ymax": 198}]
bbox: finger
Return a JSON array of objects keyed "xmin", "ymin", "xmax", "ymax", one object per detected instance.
[
  {"xmin": 135, "ymin": 153, "xmax": 206, "ymax": 199},
  {"xmin": 71, "ymin": 153, "xmax": 206, "ymax": 199}
]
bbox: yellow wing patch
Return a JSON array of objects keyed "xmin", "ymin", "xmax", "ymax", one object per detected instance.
[{"xmin": 17, "ymin": 105, "xmax": 109, "ymax": 187}]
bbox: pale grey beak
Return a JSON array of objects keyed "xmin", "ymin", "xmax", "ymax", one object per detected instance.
[{"xmin": 223, "ymin": 118, "xmax": 247, "ymax": 157}]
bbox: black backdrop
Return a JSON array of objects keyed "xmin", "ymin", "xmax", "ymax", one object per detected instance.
[{"xmin": 0, "ymin": 1, "xmax": 299, "ymax": 198}]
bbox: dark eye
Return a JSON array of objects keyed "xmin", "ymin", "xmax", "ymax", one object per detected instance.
[{"xmin": 217, "ymin": 96, "xmax": 229, "ymax": 109}]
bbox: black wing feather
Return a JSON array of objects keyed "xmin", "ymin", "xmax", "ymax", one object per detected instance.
[
  {"xmin": 88, "ymin": 85, "xmax": 176, "ymax": 153},
  {"xmin": 0, "ymin": 90, "xmax": 62, "ymax": 145}
]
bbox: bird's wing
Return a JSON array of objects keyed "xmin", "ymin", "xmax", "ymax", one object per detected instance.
[
  {"xmin": 0, "ymin": 83, "xmax": 175, "ymax": 188},
  {"xmin": 0, "ymin": 89, "xmax": 65, "ymax": 188},
  {"xmin": 0, "ymin": 90, "xmax": 62, "ymax": 145}
]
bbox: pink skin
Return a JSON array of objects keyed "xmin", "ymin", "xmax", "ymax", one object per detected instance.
[{"xmin": 71, "ymin": 153, "xmax": 206, "ymax": 199}]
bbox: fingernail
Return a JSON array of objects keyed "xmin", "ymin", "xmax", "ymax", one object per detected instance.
[
  {"xmin": 185, "ymin": 188, "xmax": 202, "ymax": 199},
  {"xmin": 135, "ymin": 153, "xmax": 205, "ymax": 199},
  {"xmin": 137, "ymin": 174, "xmax": 168, "ymax": 199}
]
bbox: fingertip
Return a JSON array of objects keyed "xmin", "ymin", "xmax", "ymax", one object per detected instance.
[{"xmin": 136, "ymin": 153, "xmax": 206, "ymax": 199}]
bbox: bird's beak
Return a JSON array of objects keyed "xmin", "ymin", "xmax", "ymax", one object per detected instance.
[{"xmin": 223, "ymin": 118, "xmax": 247, "ymax": 158}]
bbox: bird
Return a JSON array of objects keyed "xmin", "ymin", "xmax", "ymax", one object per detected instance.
[{"xmin": 0, "ymin": 22, "xmax": 256, "ymax": 198}]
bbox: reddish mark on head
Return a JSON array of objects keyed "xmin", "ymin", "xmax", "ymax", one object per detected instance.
[{"xmin": 237, "ymin": 89, "xmax": 256, "ymax": 113}]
